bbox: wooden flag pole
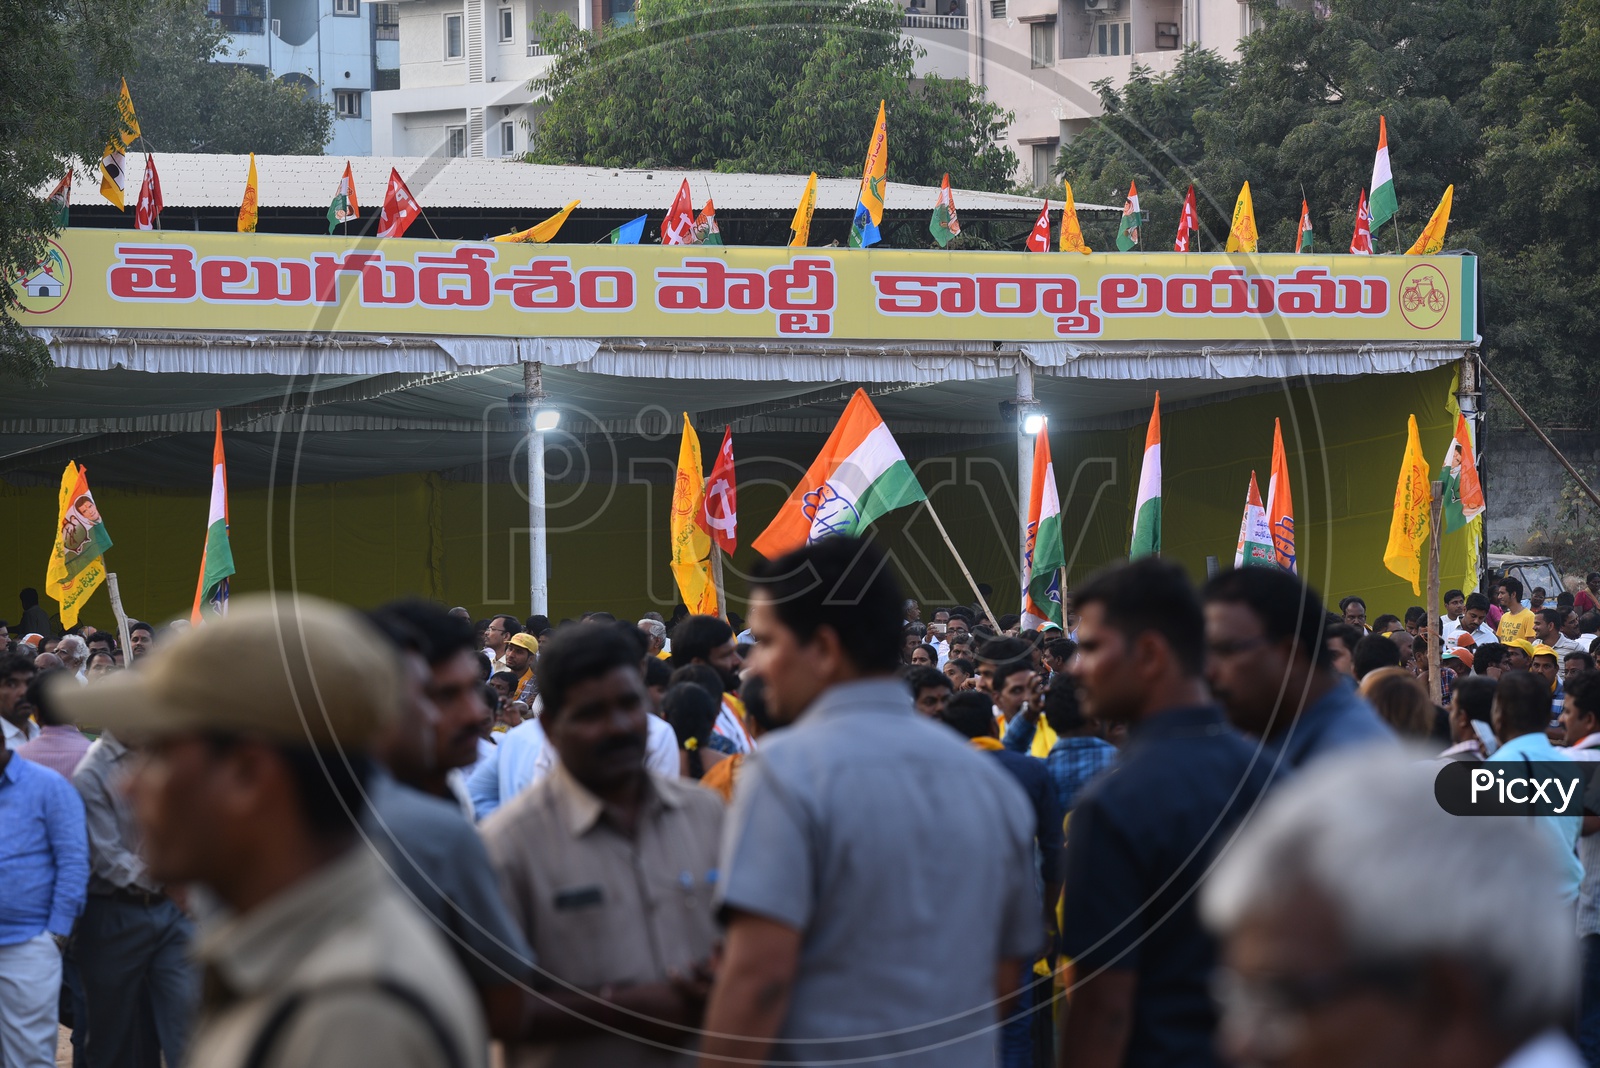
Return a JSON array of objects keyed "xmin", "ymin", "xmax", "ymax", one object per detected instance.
[
  {"xmin": 922, "ymin": 499, "xmax": 998, "ymax": 628},
  {"xmin": 105, "ymin": 570, "xmax": 134, "ymax": 667},
  {"xmin": 710, "ymin": 545, "xmax": 727, "ymax": 623},
  {"xmin": 1426, "ymin": 480, "xmax": 1444, "ymax": 706},
  {"xmin": 1058, "ymin": 566, "xmax": 1070, "ymax": 631}
]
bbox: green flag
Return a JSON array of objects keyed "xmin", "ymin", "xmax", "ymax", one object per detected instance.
[{"xmin": 1116, "ymin": 180, "xmax": 1141, "ymax": 252}]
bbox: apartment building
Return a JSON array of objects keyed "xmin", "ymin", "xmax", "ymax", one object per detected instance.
[{"xmin": 207, "ymin": 0, "xmax": 400, "ymax": 156}]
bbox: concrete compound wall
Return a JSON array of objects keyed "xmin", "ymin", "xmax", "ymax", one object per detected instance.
[{"xmin": 1484, "ymin": 428, "xmax": 1600, "ymax": 548}]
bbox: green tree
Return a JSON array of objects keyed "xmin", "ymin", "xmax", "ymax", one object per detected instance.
[
  {"xmin": 1, "ymin": 0, "xmax": 143, "ymax": 380},
  {"xmin": 529, "ymin": 0, "xmax": 1016, "ymax": 191},
  {"xmin": 127, "ymin": 0, "xmax": 333, "ymax": 155}
]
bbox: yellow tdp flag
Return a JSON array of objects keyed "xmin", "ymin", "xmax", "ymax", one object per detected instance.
[
  {"xmin": 790, "ymin": 173, "xmax": 818, "ymax": 247},
  {"xmin": 492, "ymin": 200, "xmax": 580, "ymax": 243},
  {"xmin": 99, "ymin": 78, "xmax": 141, "ymax": 210},
  {"xmin": 1406, "ymin": 185, "xmax": 1453, "ymax": 254},
  {"xmin": 238, "ymin": 153, "xmax": 259, "ymax": 233},
  {"xmin": 1225, "ymin": 181, "xmax": 1258, "ymax": 253},
  {"xmin": 45, "ymin": 462, "xmax": 113, "ymax": 629},
  {"xmin": 859, "ymin": 100, "xmax": 888, "ymax": 227},
  {"xmin": 1383, "ymin": 414, "xmax": 1433, "ymax": 595},
  {"xmin": 1058, "ymin": 179, "xmax": 1092, "ymax": 254},
  {"xmin": 670, "ymin": 414, "xmax": 718, "ymax": 617}
]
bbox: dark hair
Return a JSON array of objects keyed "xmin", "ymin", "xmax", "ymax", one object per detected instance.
[
  {"xmin": 992, "ymin": 659, "xmax": 1032, "ymax": 694},
  {"xmin": 20, "ymin": 588, "xmax": 40, "ymax": 608},
  {"xmin": 1499, "ymin": 575, "xmax": 1524, "ymax": 600},
  {"xmin": 85, "ymin": 630, "xmax": 117, "ymax": 650},
  {"xmin": 128, "ymin": 621, "xmax": 155, "ymax": 637},
  {"xmin": 1403, "ymin": 606, "xmax": 1426, "ymax": 626},
  {"xmin": 946, "ymin": 656, "xmax": 976, "ymax": 677},
  {"xmin": 491, "ymin": 614, "xmax": 523, "ymax": 637},
  {"xmin": 947, "ymin": 607, "xmax": 975, "ymax": 626},
  {"xmin": 1495, "ymin": 671, "xmax": 1551, "ymax": 737},
  {"xmin": 912, "ymin": 643, "xmax": 940, "ymax": 665},
  {"xmin": 1558, "ymin": 592, "xmax": 1576, "ymax": 609},
  {"xmin": 747, "ymin": 537, "xmax": 904, "ymax": 674},
  {"xmin": 1464, "ymin": 592, "xmax": 1491, "ymax": 613},
  {"xmin": 642, "ymin": 657, "xmax": 673, "ymax": 690},
  {"xmin": 490, "ymin": 669, "xmax": 519, "ymax": 688},
  {"xmin": 1325, "ymin": 623, "xmax": 1363, "ymax": 657},
  {"xmin": 740, "ymin": 676, "xmax": 774, "ymax": 734},
  {"xmin": 523, "ymin": 615, "xmax": 551, "ymax": 637},
  {"xmin": 1202, "ymin": 567, "xmax": 1332, "ymax": 669},
  {"xmin": 1566, "ymin": 652, "xmax": 1598, "ymax": 673},
  {"xmin": 0, "ymin": 652, "xmax": 36, "ymax": 680},
  {"xmin": 1583, "ymin": 611, "xmax": 1600, "ymax": 634},
  {"xmin": 669, "ymin": 664, "xmax": 726, "ymax": 703},
  {"xmin": 939, "ymin": 690, "xmax": 996, "ymax": 741},
  {"xmin": 1073, "ymin": 558, "xmax": 1205, "ymax": 675},
  {"xmin": 1352, "ymin": 634, "xmax": 1402, "ymax": 678},
  {"xmin": 1338, "ymin": 595, "xmax": 1366, "ymax": 613},
  {"xmin": 1042, "ymin": 672, "xmax": 1087, "ymax": 734},
  {"xmin": 480, "ymin": 684, "xmax": 502, "ymax": 714},
  {"xmin": 906, "ymin": 665, "xmax": 951, "ymax": 696},
  {"xmin": 1473, "ymin": 643, "xmax": 1508, "ymax": 674},
  {"xmin": 1372, "ymin": 614, "xmax": 1402, "ymax": 635},
  {"xmin": 1444, "ymin": 589, "xmax": 1464, "ymax": 603},
  {"xmin": 1452, "ymin": 673, "xmax": 1497, "ymax": 722},
  {"xmin": 997, "ymin": 613, "xmax": 1021, "ymax": 632},
  {"xmin": 1539, "ymin": 608, "xmax": 1565, "ymax": 629},
  {"xmin": 1044, "ymin": 638, "xmax": 1077, "ymax": 663},
  {"xmin": 979, "ymin": 636, "xmax": 1032, "ymax": 672},
  {"xmin": 535, "ymin": 624, "xmax": 643, "ymax": 722},
  {"xmin": 604, "ymin": 620, "xmax": 650, "ymax": 661},
  {"xmin": 1567, "ymin": 671, "xmax": 1600, "ymax": 723},
  {"xmin": 668, "ymin": 615, "xmax": 735, "ymax": 668},
  {"xmin": 378, "ymin": 601, "xmax": 479, "ymax": 665},
  {"xmin": 661, "ymin": 684, "xmax": 720, "ymax": 779},
  {"xmin": 85, "ymin": 650, "xmax": 114, "ymax": 672}
]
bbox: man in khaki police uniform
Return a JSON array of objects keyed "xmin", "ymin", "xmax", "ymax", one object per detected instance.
[{"xmin": 53, "ymin": 595, "xmax": 486, "ymax": 1068}]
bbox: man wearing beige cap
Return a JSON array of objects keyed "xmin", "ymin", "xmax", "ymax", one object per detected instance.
[
  {"xmin": 51, "ymin": 595, "xmax": 486, "ymax": 1068},
  {"xmin": 504, "ymin": 632, "xmax": 539, "ymax": 705}
]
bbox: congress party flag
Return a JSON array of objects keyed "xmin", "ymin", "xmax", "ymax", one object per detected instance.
[
  {"xmin": 1116, "ymin": 179, "xmax": 1141, "ymax": 251},
  {"xmin": 327, "ymin": 161, "xmax": 359, "ymax": 232},
  {"xmin": 376, "ymin": 168, "xmax": 421, "ymax": 239},
  {"xmin": 237, "ymin": 152, "xmax": 259, "ymax": 233},
  {"xmin": 1406, "ymin": 184, "xmax": 1454, "ymax": 255},
  {"xmin": 1349, "ymin": 188, "xmax": 1373, "ymax": 255},
  {"xmin": 1130, "ymin": 393, "xmax": 1161, "ymax": 557},
  {"xmin": 47, "ymin": 170, "xmax": 72, "ymax": 228},
  {"xmin": 1021, "ymin": 422, "xmax": 1065, "ymax": 630},
  {"xmin": 1369, "ymin": 115, "xmax": 1398, "ymax": 230},
  {"xmin": 1234, "ymin": 471, "xmax": 1275, "ymax": 568},
  {"xmin": 858, "ymin": 100, "xmax": 888, "ymax": 227},
  {"xmin": 693, "ymin": 199, "xmax": 723, "ymax": 245},
  {"xmin": 752, "ymin": 389, "xmax": 926, "ymax": 558},
  {"xmin": 1174, "ymin": 185, "xmax": 1199, "ymax": 252},
  {"xmin": 697, "ymin": 426, "xmax": 738, "ymax": 553},
  {"xmin": 1296, "ymin": 199, "xmax": 1313, "ymax": 253},
  {"xmin": 661, "ymin": 178, "xmax": 696, "ymax": 245},
  {"xmin": 1025, "ymin": 201, "xmax": 1051, "ymax": 251},
  {"xmin": 133, "ymin": 155, "xmax": 163, "ymax": 231},
  {"xmin": 46, "ymin": 462, "xmax": 112, "ymax": 629},
  {"xmin": 1225, "ymin": 181, "xmax": 1258, "ymax": 253},
  {"xmin": 929, "ymin": 173, "xmax": 960, "ymax": 248},
  {"xmin": 1440, "ymin": 412, "xmax": 1484, "ymax": 534},
  {"xmin": 670, "ymin": 415, "xmax": 718, "ymax": 617},
  {"xmin": 1267, "ymin": 418, "xmax": 1296, "ymax": 572},
  {"xmin": 791, "ymin": 172, "xmax": 819, "ymax": 247},
  {"xmin": 99, "ymin": 78, "xmax": 140, "ymax": 210},
  {"xmin": 191, "ymin": 412, "xmax": 236, "ymax": 623},
  {"xmin": 1383, "ymin": 414, "xmax": 1432, "ymax": 595},
  {"xmin": 492, "ymin": 200, "xmax": 580, "ymax": 243},
  {"xmin": 1059, "ymin": 179, "xmax": 1091, "ymax": 254}
]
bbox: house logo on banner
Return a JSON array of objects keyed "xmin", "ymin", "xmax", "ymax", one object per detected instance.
[
  {"xmin": 802, "ymin": 484, "xmax": 859, "ymax": 540},
  {"xmin": 12, "ymin": 240, "xmax": 72, "ymax": 314},
  {"xmin": 1397, "ymin": 263, "xmax": 1449, "ymax": 331}
]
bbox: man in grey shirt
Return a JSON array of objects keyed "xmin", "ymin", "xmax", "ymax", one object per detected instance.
[{"xmin": 699, "ymin": 537, "xmax": 1042, "ymax": 1067}]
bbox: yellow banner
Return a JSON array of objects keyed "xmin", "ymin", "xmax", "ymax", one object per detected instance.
[{"xmin": 9, "ymin": 229, "xmax": 1477, "ymax": 343}]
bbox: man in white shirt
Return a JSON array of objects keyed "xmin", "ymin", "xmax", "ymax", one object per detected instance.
[
  {"xmin": 1462, "ymin": 592, "xmax": 1500, "ymax": 645},
  {"xmin": 1441, "ymin": 588, "xmax": 1467, "ymax": 640}
]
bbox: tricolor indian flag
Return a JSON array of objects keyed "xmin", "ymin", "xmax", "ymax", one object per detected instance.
[
  {"xmin": 1234, "ymin": 471, "xmax": 1275, "ymax": 568},
  {"xmin": 752, "ymin": 389, "xmax": 926, "ymax": 558},
  {"xmin": 190, "ymin": 412, "xmax": 236, "ymax": 623},
  {"xmin": 1130, "ymin": 393, "xmax": 1161, "ymax": 557},
  {"xmin": 1369, "ymin": 115, "xmax": 1397, "ymax": 230},
  {"xmin": 1021, "ymin": 422, "xmax": 1065, "ymax": 629}
]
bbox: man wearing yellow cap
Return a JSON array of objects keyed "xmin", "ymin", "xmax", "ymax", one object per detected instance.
[
  {"xmin": 49, "ymin": 596, "xmax": 486, "ymax": 1068},
  {"xmin": 504, "ymin": 632, "xmax": 539, "ymax": 705},
  {"xmin": 1505, "ymin": 638, "xmax": 1537, "ymax": 673},
  {"xmin": 1532, "ymin": 644, "xmax": 1565, "ymax": 723}
]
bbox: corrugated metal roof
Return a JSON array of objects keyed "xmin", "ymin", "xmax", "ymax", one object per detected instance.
[{"xmin": 72, "ymin": 154, "xmax": 1116, "ymax": 214}]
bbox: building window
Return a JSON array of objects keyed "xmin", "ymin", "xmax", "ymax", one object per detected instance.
[
  {"xmin": 1031, "ymin": 144, "xmax": 1057, "ymax": 187},
  {"xmin": 603, "ymin": 0, "xmax": 635, "ymax": 23},
  {"xmin": 446, "ymin": 125, "xmax": 467, "ymax": 157},
  {"xmin": 374, "ymin": 2, "xmax": 399, "ymax": 38},
  {"xmin": 501, "ymin": 121, "xmax": 516, "ymax": 154},
  {"xmin": 1029, "ymin": 21, "xmax": 1053, "ymax": 66},
  {"xmin": 1094, "ymin": 20, "xmax": 1132, "ymax": 54},
  {"xmin": 375, "ymin": 67, "xmax": 399, "ymax": 90},
  {"xmin": 990, "ymin": 0, "xmax": 1005, "ymax": 15},
  {"xmin": 444, "ymin": 11, "xmax": 464, "ymax": 58},
  {"xmin": 333, "ymin": 0, "xmax": 358, "ymax": 14},
  {"xmin": 499, "ymin": 5, "xmax": 514, "ymax": 40},
  {"xmin": 334, "ymin": 90, "xmax": 362, "ymax": 117}
]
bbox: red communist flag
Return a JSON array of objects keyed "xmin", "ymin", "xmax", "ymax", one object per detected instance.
[
  {"xmin": 1349, "ymin": 188, "xmax": 1373, "ymax": 255},
  {"xmin": 661, "ymin": 178, "xmax": 697, "ymax": 246},
  {"xmin": 377, "ymin": 168, "xmax": 421, "ymax": 239},
  {"xmin": 1025, "ymin": 201, "xmax": 1051, "ymax": 252},
  {"xmin": 134, "ymin": 155, "xmax": 163, "ymax": 231},
  {"xmin": 1174, "ymin": 185, "xmax": 1199, "ymax": 251},
  {"xmin": 697, "ymin": 425, "xmax": 737, "ymax": 553}
]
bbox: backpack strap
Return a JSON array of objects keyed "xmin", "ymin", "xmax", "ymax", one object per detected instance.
[{"xmin": 241, "ymin": 977, "xmax": 465, "ymax": 1068}]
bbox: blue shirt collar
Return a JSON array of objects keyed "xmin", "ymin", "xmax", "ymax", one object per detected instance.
[
  {"xmin": 802, "ymin": 677, "xmax": 915, "ymax": 724},
  {"xmin": 1128, "ymin": 705, "xmax": 1227, "ymax": 744}
]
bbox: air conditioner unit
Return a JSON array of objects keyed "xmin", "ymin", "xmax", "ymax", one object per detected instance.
[
  {"xmin": 1084, "ymin": 0, "xmax": 1118, "ymax": 12},
  {"xmin": 270, "ymin": 18, "xmax": 281, "ymax": 35}
]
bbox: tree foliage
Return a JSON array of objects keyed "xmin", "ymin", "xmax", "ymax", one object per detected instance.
[{"xmin": 530, "ymin": 0, "xmax": 1017, "ymax": 190}]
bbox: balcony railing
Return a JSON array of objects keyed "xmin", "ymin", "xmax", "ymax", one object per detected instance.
[
  {"xmin": 903, "ymin": 12, "xmax": 969, "ymax": 29},
  {"xmin": 527, "ymin": 41, "xmax": 549, "ymax": 55}
]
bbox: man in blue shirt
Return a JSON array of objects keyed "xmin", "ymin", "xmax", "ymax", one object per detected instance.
[
  {"xmin": 1003, "ymin": 672, "xmax": 1117, "ymax": 813},
  {"xmin": 1059, "ymin": 558, "xmax": 1276, "ymax": 1068},
  {"xmin": 1202, "ymin": 566, "xmax": 1394, "ymax": 772},
  {"xmin": 1490, "ymin": 670, "xmax": 1583, "ymax": 904},
  {"xmin": 0, "ymin": 739, "xmax": 89, "ymax": 1068}
]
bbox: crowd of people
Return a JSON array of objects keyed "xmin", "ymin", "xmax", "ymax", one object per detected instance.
[{"xmin": 2, "ymin": 550, "xmax": 1598, "ymax": 1068}]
